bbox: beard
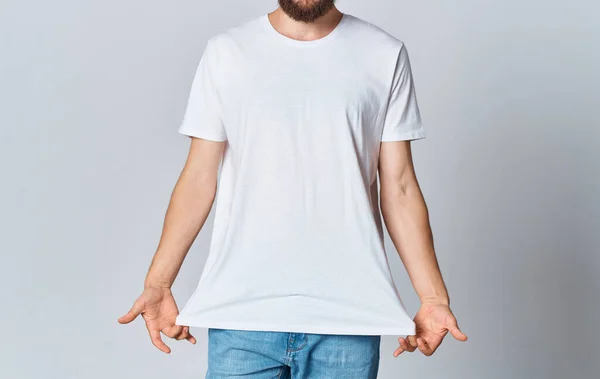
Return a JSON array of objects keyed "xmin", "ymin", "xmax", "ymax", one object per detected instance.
[{"xmin": 278, "ymin": 0, "xmax": 336, "ymax": 23}]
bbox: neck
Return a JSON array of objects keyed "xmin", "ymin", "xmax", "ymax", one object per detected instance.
[{"xmin": 268, "ymin": 6, "xmax": 343, "ymax": 42}]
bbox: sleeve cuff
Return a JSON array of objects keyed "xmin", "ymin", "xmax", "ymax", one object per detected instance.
[
  {"xmin": 381, "ymin": 125, "xmax": 426, "ymax": 142},
  {"xmin": 178, "ymin": 125, "xmax": 227, "ymax": 142}
]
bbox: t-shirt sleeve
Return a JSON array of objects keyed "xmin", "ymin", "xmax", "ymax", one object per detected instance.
[
  {"xmin": 178, "ymin": 39, "xmax": 227, "ymax": 141},
  {"xmin": 380, "ymin": 44, "xmax": 426, "ymax": 142}
]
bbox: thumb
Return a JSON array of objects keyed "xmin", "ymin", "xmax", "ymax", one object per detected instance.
[
  {"xmin": 118, "ymin": 301, "xmax": 144, "ymax": 324},
  {"xmin": 446, "ymin": 314, "xmax": 468, "ymax": 341}
]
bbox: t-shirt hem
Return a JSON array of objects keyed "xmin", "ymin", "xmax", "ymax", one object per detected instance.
[{"xmin": 175, "ymin": 316, "xmax": 416, "ymax": 336}]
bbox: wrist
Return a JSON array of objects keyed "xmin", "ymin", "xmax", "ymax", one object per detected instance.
[
  {"xmin": 419, "ymin": 295, "xmax": 450, "ymax": 306},
  {"xmin": 144, "ymin": 278, "xmax": 173, "ymax": 290}
]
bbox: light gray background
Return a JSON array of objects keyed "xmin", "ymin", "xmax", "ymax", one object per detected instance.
[{"xmin": 1, "ymin": 0, "xmax": 598, "ymax": 378}]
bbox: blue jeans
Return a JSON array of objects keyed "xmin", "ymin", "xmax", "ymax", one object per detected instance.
[{"xmin": 206, "ymin": 328, "xmax": 381, "ymax": 378}]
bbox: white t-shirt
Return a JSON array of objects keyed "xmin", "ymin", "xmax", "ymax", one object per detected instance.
[{"xmin": 175, "ymin": 13, "xmax": 425, "ymax": 336}]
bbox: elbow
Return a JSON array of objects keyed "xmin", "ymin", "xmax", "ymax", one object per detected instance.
[
  {"xmin": 380, "ymin": 178, "xmax": 410, "ymax": 204},
  {"xmin": 380, "ymin": 177, "xmax": 421, "ymax": 214},
  {"xmin": 198, "ymin": 175, "xmax": 218, "ymax": 202},
  {"xmin": 178, "ymin": 168, "xmax": 219, "ymax": 204}
]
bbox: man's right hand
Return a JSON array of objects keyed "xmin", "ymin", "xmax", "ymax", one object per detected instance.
[{"xmin": 118, "ymin": 287, "xmax": 196, "ymax": 354}]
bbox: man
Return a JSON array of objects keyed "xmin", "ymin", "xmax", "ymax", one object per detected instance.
[{"xmin": 119, "ymin": 1, "xmax": 467, "ymax": 377}]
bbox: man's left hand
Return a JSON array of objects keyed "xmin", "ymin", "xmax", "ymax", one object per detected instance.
[{"xmin": 394, "ymin": 302, "xmax": 467, "ymax": 357}]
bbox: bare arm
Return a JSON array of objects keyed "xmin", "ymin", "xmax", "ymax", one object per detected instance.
[
  {"xmin": 119, "ymin": 137, "xmax": 225, "ymax": 354},
  {"xmin": 378, "ymin": 140, "xmax": 448, "ymax": 305},
  {"xmin": 145, "ymin": 137, "xmax": 225, "ymax": 289},
  {"xmin": 379, "ymin": 140, "xmax": 467, "ymax": 357}
]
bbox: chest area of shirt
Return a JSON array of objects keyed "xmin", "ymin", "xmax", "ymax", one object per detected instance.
[{"xmin": 218, "ymin": 56, "xmax": 389, "ymax": 125}]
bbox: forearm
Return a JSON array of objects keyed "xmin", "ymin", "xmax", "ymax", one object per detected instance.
[
  {"xmin": 144, "ymin": 169, "xmax": 217, "ymax": 289},
  {"xmin": 380, "ymin": 181, "xmax": 449, "ymax": 305}
]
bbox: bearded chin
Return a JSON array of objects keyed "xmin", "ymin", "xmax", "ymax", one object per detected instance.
[{"xmin": 278, "ymin": 0, "xmax": 337, "ymax": 23}]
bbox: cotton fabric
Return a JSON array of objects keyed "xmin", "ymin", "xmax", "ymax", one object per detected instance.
[{"xmin": 175, "ymin": 13, "xmax": 425, "ymax": 335}]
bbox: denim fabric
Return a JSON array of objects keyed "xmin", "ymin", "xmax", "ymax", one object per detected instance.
[{"xmin": 206, "ymin": 328, "xmax": 381, "ymax": 379}]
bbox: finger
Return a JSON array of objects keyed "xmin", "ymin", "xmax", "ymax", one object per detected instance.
[
  {"xmin": 417, "ymin": 337, "xmax": 434, "ymax": 356},
  {"xmin": 407, "ymin": 335, "xmax": 418, "ymax": 350},
  {"xmin": 148, "ymin": 327, "xmax": 171, "ymax": 354},
  {"xmin": 175, "ymin": 326, "xmax": 190, "ymax": 341},
  {"xmin": 397, "ymin": 337, "xmax": 416, "ymax": 352},
  {"xmin": 186, "ymin": 333, "xmax": 197, "ymax": 344},
  {"xmin": 118, "ymin": 301, "xmax": 143, "ymax": 324},
  {"xmin": 393, "ymin": 345, "xmax": 405, "ymax": 357},
  {"xmin": 181, "ymin": 326, "xmax": 197, "ymax": 344},
  {"xmin": 446, "ymin": 316, "xmax": 468, "ymax": 341},
  {"xmin": 400, "ymin": 337, "xmax": 415, "ymax": 352},
  {"xmin": 162, "ymin": 325, "xmax": 184, "ymax": 339},
  {"xmin": 166, "ymin": 325, "xmax": 194, "ymax": 343}
]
